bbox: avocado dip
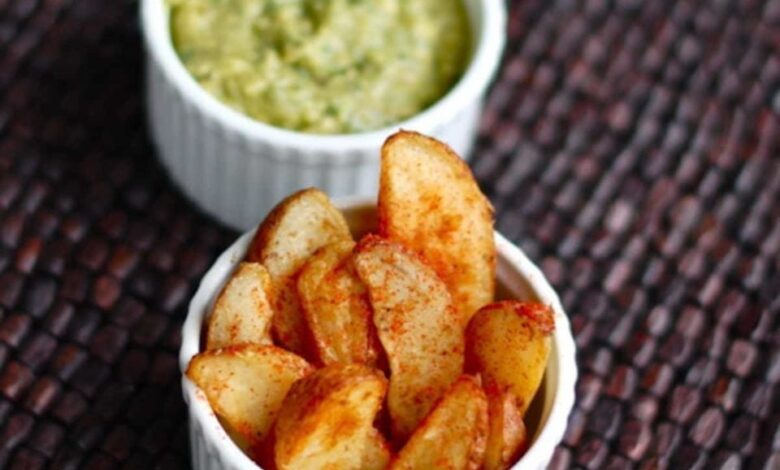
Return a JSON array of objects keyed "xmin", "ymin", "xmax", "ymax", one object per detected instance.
[{"xmin": 169, "ymin": 0, "xmax": 471, "ymax": 134}]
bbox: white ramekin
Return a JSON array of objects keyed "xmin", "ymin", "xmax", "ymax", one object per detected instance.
[
  {"xmin": 179, "ymin": 199, "xmax": 577, "ymax": 470},
  {"xmin": 140, "ymin": 0, "xmax": 506, "ymax": 230}
]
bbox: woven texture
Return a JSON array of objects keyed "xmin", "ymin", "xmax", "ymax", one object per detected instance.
[{"xmin": 0, "ymin": 0, "xmax": 779, "ymax": 468}]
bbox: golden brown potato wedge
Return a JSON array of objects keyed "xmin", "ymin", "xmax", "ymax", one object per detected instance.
[
  {"xmin": 465, "ymin": 301, "xmax": 554, "ymax": 415},
  {"xmin": 206, "ymin": 262, "xmax": 274, "ymax": 350},
  {"xmin": 390, "ymin": 375, "xmax": 488, "ymax": 470},
  {"xmin": 297, "ymin": 240, "xmax": 382, "ymax": 366},
  {"xmin": 354, "ymin": 235, "xmax": 464, "ymax": 441},
  {"xmin": 274, "ymin": 364, "xmax": 388, "ymax": 470},
  {"xmin": 363, "ymin": 430, "xmax": 392, "ymax": 470},
  {"xmin": 484, "ymin": 384, "xmax": 528, "ymax": 470},
  {"xmin": 245, "ymin": 188, "xmax": 353, "ymax": 356},
  {"xmin": 186, "ymin": 345, "xmax": 313, "ymax": 459},
  {"xmin": 378, "ymin": 131, "xmax": 495, "ymax": 325}
]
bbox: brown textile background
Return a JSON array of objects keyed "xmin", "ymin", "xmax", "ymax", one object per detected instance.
[{"xmin": 0, "ymin": 0, "xmax": 778, "ymax": 468}]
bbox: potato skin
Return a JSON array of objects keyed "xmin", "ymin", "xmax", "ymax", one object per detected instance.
[
  {"xmin": 354, "ymin": 235, "xmax": 464, "ymax": 442},
  {"xmin": 273, "ymin": 364, "xmax": 388, "ymax": 470},
  {"xmin": 378, "ymin": 131, "xmax": 495, "ymax": 326},
  {"xmin": 245, "ymin": 188, "xmax": 352, "ymax": 357},
  {"xmin": 465, "ymin": 301, "xmax": 554, "ymax": 415},
  {"xmin": 297, "ymin": 241, "xmax": 382, "ymax": 367},
  {"xmin": 390, "ymin": 375, "xmax": 488, "ymax": 470},
  {"xmin": 206, "ymin": 262, "xmax": 274, "ymax": 350},
  {"xmin": 186, "ymin": 345, "xmax": 313, "ymax": 461}
]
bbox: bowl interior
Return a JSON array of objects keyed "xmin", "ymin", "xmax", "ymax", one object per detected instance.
[{"xmin": 180, "ymin": 201, "xmax": 573, "ymax": 469}]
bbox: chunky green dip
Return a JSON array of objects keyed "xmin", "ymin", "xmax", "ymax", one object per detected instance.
[{"xmin": 169, "ymin": 0, "xmax": 470, "ymax": 134}]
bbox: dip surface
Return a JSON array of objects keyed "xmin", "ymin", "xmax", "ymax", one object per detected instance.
[{"xmin": 169, "ymin": 0, "xmax": 470, "ymax": 134}]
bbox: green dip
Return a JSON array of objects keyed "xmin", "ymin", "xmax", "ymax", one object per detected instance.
[{"xmin": 169, "ymin": 0, "xmax": 471, "ymax": 134}]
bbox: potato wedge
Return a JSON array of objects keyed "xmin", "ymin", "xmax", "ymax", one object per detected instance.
[
  {"xmin": 297, "ymin": 240, "xmax": 382, "ymax": 366},
  {"xmin": 246, "ymin": 188, "xmax": 353, "ymax": 356},
  {"xmin": 465, "ymin": 301, "xmax": 554, "ymax": 415},
  {"xmin": 484, "ymin": 384, "xmax": 528, "ymax": 470},
  {"xmin": 274, "ymin": 364, "xmax": 387, "ymax": 470},
  {"xmin": 390, "ymin": 375, "xmax": 488, "ymax": 470},
  {"xmin": 206, "ymin": 262, "xmax": 274, "ymax": 350},
  {"xmin": 186, "ymin": 345, "xmax": 313, "ymax": 460},
  {"xmin": 378, "ymin": 131, "xmax": 495, "ymax": 325},
  {"xmin": 354, "ymin": 235, "xmax": 464, "ymax": 441},
  {"xmin": 363, "ymin": 430, "xmax": 392, "ymax": 470}
]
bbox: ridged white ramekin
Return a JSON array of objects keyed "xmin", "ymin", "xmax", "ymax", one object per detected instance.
[
  {"xmin": 179, "ymin": 199, "xmax": 577, "ymax": 470},
  {"xmin": 140, "ymin": 0, "xmax": 506, "ymax": 230}
]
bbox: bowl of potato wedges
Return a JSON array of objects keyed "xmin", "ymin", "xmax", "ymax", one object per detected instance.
[{"xmin": 179, "ymin": 131, "xmax": 577, "ymax": 470}]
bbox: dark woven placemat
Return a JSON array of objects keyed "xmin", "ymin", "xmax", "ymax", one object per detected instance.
[{"xmin": 0, "ymin": 0, "xmax": 778, "ymax": 468}]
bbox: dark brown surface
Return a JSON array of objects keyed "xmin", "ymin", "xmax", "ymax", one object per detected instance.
[{"xmin": 0, "ymin": 0, "xmax": 779, "ymax": 468}]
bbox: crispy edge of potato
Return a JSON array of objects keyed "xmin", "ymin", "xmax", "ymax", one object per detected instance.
[
  {"xmin": 206, "ymin": 262, "xmax": 274, "ymax": 350},
  {"xmin": 389, "ymin": 375, "xmax": 488, "ymax": 470},
  {"xmin": 465, "ymin": 301, "xmax": 554, "ymax": 415},
  {"xmin": 185, "ymin": 344, "xmax": 313, "ymax": 455},
  {"xmin": 353, "ymin": 234, "xmax": 464, "ymax": 442},
  {"xmin": 274, "ymin": 364, "xmax": 388, "ymax": 470},
  {"xmin": 363, "ymin": 430, "xmax": 392, "ymax": 470},
  {"xmin": 244, "ymin": 187, "xmax": 353, "ymax": 356},
  {"xmin": 377, "ymin": 130, "xmax": 496, "ymax": 325},
  {"xmin": 297, "ymin": 240, "xmax": 382, "ymax": 367},
  {"xmin": 484, "ymin": 383, "xmax": 528, "ymax": 470}
]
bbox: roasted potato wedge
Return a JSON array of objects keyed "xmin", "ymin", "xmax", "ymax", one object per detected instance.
[
  {"xmin": 484, "ymin": 384, "xmax": 528, "ymax": 470},
  {"xmin": 363, "ymin": 430, "xmax": 392, "ymax": 470},
  {"xmin": 274, "ymin": 364, "xmax": 388, "ymax": 470},
  {"xmin": 378, "ymin": 131, "xmax": 495, "ymax": 325},
  {"xmin": 390, "ymin": 375, "xmax": 488, "ymax": 470},
  {"xmin": 186, "ymin": 345, "xmax": 313, "ymax": 459},
  {"xmin": 354, "ymin": 235, "xmax": 464, "ymax": 441},
  {"xmin": 465, "ymin": 301, "xmax": 554, "ymax": 415},
  {"xmin": 206, "ymin": 262, "xmax": 274, "ymax": 350},
  {"xmin": 246, "ymin": 188, "xmax": 353, "ymax": 356},
  {"xmin": 297, "ymin": 240, "xmax": 382, "ymax": 366}
]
